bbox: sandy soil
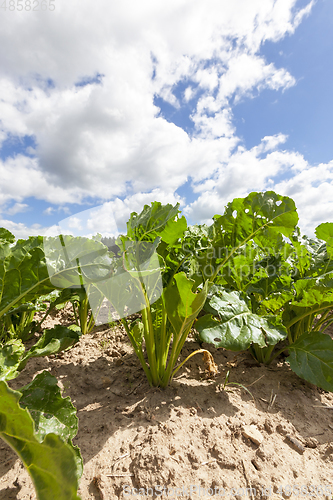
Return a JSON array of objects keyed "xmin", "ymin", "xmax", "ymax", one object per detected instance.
[{"xmin": 1, "ymin": 306, "xmax": 333, "ymax": 500}]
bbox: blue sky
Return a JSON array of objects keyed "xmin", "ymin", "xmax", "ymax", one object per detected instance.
[
  {"xmin": 235, "ymin": 0, "xmax": 333, "ymax": 164},
  {"xmin": 0, "ymin": 0, "xmax": 332, "ymax": 238}
]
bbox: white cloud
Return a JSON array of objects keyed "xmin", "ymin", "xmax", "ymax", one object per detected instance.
[
  {"xmin": 183, "ymin": 86, "xmax": 196, "ymax": 102},
  {"xmin": 193, "ymin": 68, "xmax": 219, "ymax": 92},
  {"xmin": 0, "ymin": 219, "xmax": 45, "ymax": 239},
  {"xmin": 0, "ymin": 0, "xmax": 325, "ymax": 239},
  {"xmin": 5, "ymin": 203, "xmax": 30, "ymax": 216},
  {"xmin": 188, "ymin": 135, "xmax": 302, "ymax": 200},
  {"xmin": 274, "ymin": 160, "xmax": 333, "ymax": 235},
  {"xmin": 293, "ymin": 0, "xmax": 316, "ymax": 29},
  {"xmin": 216, "ymin": 54, "xmax": 295, "ymax": 106},
  {"xmin": 257, "ymin": 134, "xmax": 288, "ymax": 154},
  {"xmin": 185, "ymin": 151, "xmax": 333, "ymax": 237},
  {"xmin": 43, "ymin": 207, "xmax": 55, "ymax": 216},
  {"xmin": 41, "ymin": 189, "xmax": 184, "ymax": 240},
  {"xmin": 0, "ymin": 154, "xmax": 89, "ymax": 205},
  {"xmin": 43, "ymin": 206, "xmax": 71, "ymax": 216},
  {"xmin": 67, "ymin": 217, "xmax": 83, "ymax": 231}
]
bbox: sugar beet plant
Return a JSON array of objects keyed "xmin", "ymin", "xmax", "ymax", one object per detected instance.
[
  {"xmin": 0, "ymin": 327, "xmax": 83, "ymax": 500},
  {"xmin": 0, "ymin": 228, "xmax": 112, "ymax": 499},
  {"xmin": 192, "ymin": 193, "xmax": 333, "ymax": 392},
  {"xmin": 88, "ymin": 203, "xmax": 211, "ymax": 388}
]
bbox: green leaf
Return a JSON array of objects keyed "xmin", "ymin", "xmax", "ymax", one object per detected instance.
[
  {"xmin": 128, "ymin": 319, "xmax": 144, "ymax": 348},
  {"xmin": 19, "ymin": 371, "xmax": 83, "ymax": 477},
  {"xmin": 0, "ymin": 228, "xmax": 16, "ymax": 245},
  {"xmin": 0, "ymin": 381, "xmax": 81, "ymax": 500},
  {"xmin": 287, "ymin": 332, "xmax": 333, "ymax": 392},
  {"xmin": 291, "ymin": 281, "xmax": 333, "ymax": 308},
  {"xmin": 0, "ymin": 340, "xmax": 25, "ymax": 381},
  {"xmin": 214, "ymin": 191, "xmax": 298, "ymax": 249},
  {"xmin": 196, "ymin": 289, "xmax": 287, "ymax": 351},
  {"xmin": 0, "ymin": 236, "xmax": 54, "ymax": 317},
  {"xmin": 126, "ymin": 201, "xmax": 180, "ymax": 241},
  {"xmin": 94, "ymin": 239, "xmax": 163, "ymax": 318},
  {"xmin": 1, "ymin": 325, "xmax": 81, "ymax": 381},
  {"xmin": 43, "ymin": 235, "xmax": 111, "ymax": 289},
  {"xmin": 18, "ymin": 325, "xmax": 81, "ymax": 371},
  {"xmin": 260, "ymin": 291, "xmax": 294, "ymax": 314},
  {"xmin": 158, "ymin": 215, "xmax": 187, "ymax": 246},
  {"xmin": 192, "ymin": 192, "xmax": 298, "ymax": 285},
  {"xmin": 315, "ymin": 222, "xmax": 333, "ymax": 258},
  {"xmin": 164, "ymin": 273, "xmax": 209, "ymax": 338},
  {"xmin": 19, "ymin": 371, "xmax": 79, "ymax": 442},
  {"xmin": 0, "ymin": 234, "xmax": 110, "ymax": 324}
]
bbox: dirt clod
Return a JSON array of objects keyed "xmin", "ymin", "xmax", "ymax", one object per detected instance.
[{"xmin": 242, "ymin": 424, "xmax": 264, "ymax": 446}]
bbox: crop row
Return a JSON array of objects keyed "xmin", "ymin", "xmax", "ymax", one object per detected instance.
[{"xmin": 1, "ymin": 190, "xmax": 333, "ymax": 499}]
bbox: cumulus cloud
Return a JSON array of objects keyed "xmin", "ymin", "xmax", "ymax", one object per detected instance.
[
  {"xmin": 0, "ymin": 219, "xmax": 45, "ymax": 239},
  {"xmin": 185, "ymin": 151, "xmax": 333, "ymax": 237},
  {"xmin": 43, "ymin": 206, "xmax": 71, "ymax": 216},
  {"xmin": 0, "ymin": 0, "xmax": 325, "ymax": 239},
  {"xmin": 216, "ymin": 54, "xmax": 295, "ymax": 105},
  {"xmin": 5, "ymin": 203, "xmax": 30, "ymax": 216},
  {"xmin": 275, "ymin": 160, "xmax": 333, "ymax": 235},
  {"xmin": 43, "ymin": 189, "xmax": 184, "ymax": 239}
]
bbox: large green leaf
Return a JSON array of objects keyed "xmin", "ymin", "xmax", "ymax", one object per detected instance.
[
  {"xmin": 192, "ymin": 192, "xmax": 298, "ymax": 285},
  {"xmin": 158, "ymin": 215, "xmax": 187, "ymax": 246},
  {"xmin": 18, "ymin": 325, "xmax": 81, "ymax": 371},
  {"xmin": 19, "ymin": 371, "xmax": 83, "ymax": 477},
  {"xmin": 287, "ymin": 332, "xmax": 333, "ymax": 392},
  {"xmin": 195, "ymin": 289, "xmax": 287, "ymax": 351},
  {"xmin": 94, "ymin": 239, "xmax": 163, "ymax": 318},
  {"xmin": 291, "ymin": 285, "xmax": 333, "ymax": 309},
  {"xmin": 0, "ymin": 381, "xmax": 81, "ymax": 500},
  {"xmin": 0, "ymin": 228, "xmax": 16, "ymax": 245},
  {"xmin": 0, "ymin": 236, "xmax": 54, "ymax": 317},
  {"xmin": 126, "ymin": 201, "xmax": 181, "ymax": 241},
  {"xmin": 43, "ymin": 235, "xmax": 111, "ymax": 289},
  {"xmin": 260, "ymin": 291, "xmax": 294, "ymax": 314},
  {"xmin": 0, "ymin": 234, "xmax": 112, "ymax": 321},
  {"xmin": 315, "ymin": 222, "xmax": 333, "ymax": 259},
  {"xmin": 164, "ymin": 273, "xmax": 209, "ymax": 339},
  {"xmin": 213, "ymin": 191, "xmax": 298, "ymax": 249},
  {"xmin": 19, "ymin": 371, "xmax": 79, "ymax": 442},
  {"xmin": 0, "ymin": 325, "xmax": 81, "ymax": 381}
]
